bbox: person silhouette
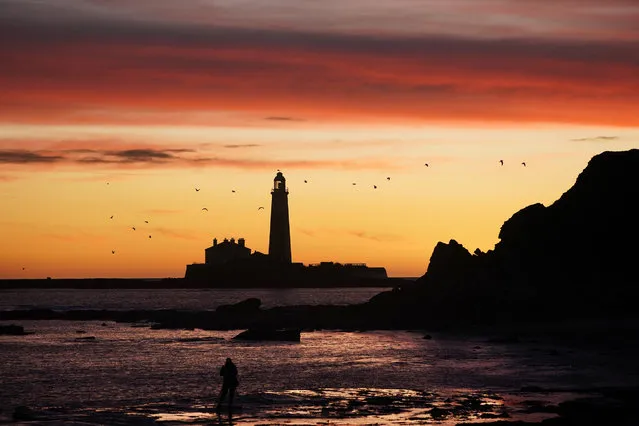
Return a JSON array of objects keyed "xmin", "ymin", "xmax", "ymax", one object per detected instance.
[{"xmin": 216, "ymin": 357, "xmax": 239, "ymax": 413}]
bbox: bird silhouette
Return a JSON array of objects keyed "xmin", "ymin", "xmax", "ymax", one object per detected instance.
[
  {"xmin": 202, "ymin": 208, "xmax": 208, "ymax": 211},
  {"xmin": 499, "ymin": 160, "xmax": 504, "ymax": 166},
  {"xmin": 148, "ymin": 235, "xmax": 152, "ymax": 239},
  {"xmin": 352, "ymin": 182, "xmax": 357, "ymax": 185},
  {"xmin": 232, "ymin": 190, "xmax": 236, "ymax": 193},
  {"xmin": 111, "ymin": 250, "xmax": 115, "ymax": 254},
  {"xmin": 386, "ymin": 177, "xmax": 391, "ymax": 181},
  {"xmin": 373, "ymin": 185, "xmax": 377, "ymax": 189},
  {"xmin": 132, "ymin": 226, "xmax": 136, "ymax": 231},
  {"xmin": 258, "ymin": 206, "xmax": 264, "ymax": 210},
  {"xmin": 144, "ymin": 220, "xmax": 149, "ymax": 223},
  {"xmin": 110, "ymin": 215, "xmax": 114, "ymax": 219},
  {"xmin": 22, "ymin": 267, "xmax": 25, "ymax": 270},
  {"xmin": 304, "ymin": 180, "xmax": 308, "ymax": 183},
  {"xmin": 522, "ymin": 162, "xmax": 526, "ymax": 167},
  {"xmin": 424, "ymin": 163, "xmax": 429, "ymax": 167},
  {"xmin": 106, "ymin": 182, "xmax": 110, "ymax": 185},
  {"xmin": 195, "ymin": 188, "xmax": 200, "ymax": 192}
]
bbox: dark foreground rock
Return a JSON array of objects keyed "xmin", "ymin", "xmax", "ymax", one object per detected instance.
[
  {"xmin": 369, "ymin": 149, "xmax": 639, "ymax": 328},
  {"xmin": 12, "ymin": 406, "xmax": 37, "ymax": 421},
  {"xmin": 233, "ymin": 328, "xmax": 301, "ymax": 342},
  {"xmin": 460, "ymin": 387, "xmax": 639, "ymax": 426},
  {"xmin": 0, "ymin": 324, "xmax": 32, "ymax": 335}
]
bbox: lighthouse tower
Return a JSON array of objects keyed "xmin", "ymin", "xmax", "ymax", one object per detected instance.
[{"xmin": 268, "ymin": 171, "xmax": 292, "ymax": 263}]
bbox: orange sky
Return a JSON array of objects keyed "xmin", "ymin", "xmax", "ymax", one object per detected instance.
[{"xmin": 1, "ymin": 0, "xmax": 638, "ymax": 278}]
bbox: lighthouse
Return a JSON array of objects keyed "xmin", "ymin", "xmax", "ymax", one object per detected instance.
[{"xmin": 268, "ymin": 171, "xmax": 292, "ymax": 263}]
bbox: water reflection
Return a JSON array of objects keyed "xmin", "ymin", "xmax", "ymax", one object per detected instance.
[{"xmin": 2, "ymin": 320, "xmax": 637, "ymax": 424}]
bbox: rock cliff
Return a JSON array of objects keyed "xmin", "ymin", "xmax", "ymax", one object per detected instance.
[{"xmin": 368, "ymin": 149, "xmax": 639, "ymax": 327}]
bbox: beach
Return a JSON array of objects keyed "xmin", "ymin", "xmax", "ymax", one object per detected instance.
[{"xmin": 2, "ymin": 289, "xmax": 638, "ymax": 425}]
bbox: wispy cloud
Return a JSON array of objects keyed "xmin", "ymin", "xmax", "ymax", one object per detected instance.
[
  {"xmin": 265, "ymin": 117, "xmax": 305, "ymax": 122},
  {"xmin": 75, "ymin": 148, "xmax": 197, "ymax": 164},
  {"xmin": 2, "ymin": 5, "xmax": 638, "ymax": 127},
  {"xmin": 0, "ymin": 150, "xmax": 64, "ymax": 164},
  {"xmin": 571, "ymin": 136, "xmax": 620, "ymax": 142},
  {"xmin": 223, "ymin": 144, "xmax": 261, "ymax": 149},
  {"xmin": 0, "ymin": 147, "xmax": 195, "ymax": 165},
  {"xmin": 0, "ymin": 146, "xmax": 395, "ymax": 171}
]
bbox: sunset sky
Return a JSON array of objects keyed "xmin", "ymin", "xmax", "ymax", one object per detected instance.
[{"xmin": 1, "ymin": 0, "xmax": 638, "ymax": 279}]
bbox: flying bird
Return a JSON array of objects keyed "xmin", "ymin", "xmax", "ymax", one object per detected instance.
[
  {"xmin": 424, "ymin": 163, "xmax": 429, "ymax": 167},
  {"xmin": 499, "ymin": 160, "xmax": 504, "ymax": 166},
  {"xmin": 195, "ymin": 188, "xmax": 200, "ymax": 192},
  {"xmin": 386, "ymin": 177, "xmax": 391, "ymax": 181},
  {"xmin": 110, "ymin": 215, "xmax": 114, "ymax": 219},
  {"xmin": 144, "ymin": 220, "xmax": 149, "ymax": 223},
  {"xmin": 258, "ymin": 206, "xmax": 264, "ymax": 210},
  {"xmin": 111, "ymin": 250, "xmax": 115, "ymax": 254},
  {"xmin": 132, "ymin": 226, "xmax": 136, "ymax": 231},
  {"xmin": 22, "ymin": 267, "xmax": 25, "ymax": 270},
  {"xmin": 373, "ymin": 185, "xmax": 377, "ymax": 189},
  {"xmin": 352, "ymin": 182, "xmax": 357, "ymax": 185},
  {"xmin": 521, "ymin": 162, "xmax": 526, "ymax": 167},
  {"xmin": 148, "ymin": 235, "xmax": 152, "ymax": 239},
  {"xmin": 304, "ymin": 180, "xmax": 308, "ymax": 183},
  {"xmin": 232, "ymin": 190, "xmax": 236, "ymax": 193},
  {"xmin": 202, "ymin": 208, "xmax": 208, "ymax": 211}
]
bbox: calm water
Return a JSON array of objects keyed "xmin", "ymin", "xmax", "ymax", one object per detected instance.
[
  {"xmin": 0, "ymin": 287, "xmax": 390, "ymax": 311},
  {"xmin": 2, "ymin": 289, "xmax": 639, "ymax": 424}
]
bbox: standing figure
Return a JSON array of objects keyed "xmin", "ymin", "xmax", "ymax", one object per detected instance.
[{"xmin": 216, "ymin": 357, "xmax": 239, "ymax": 413}]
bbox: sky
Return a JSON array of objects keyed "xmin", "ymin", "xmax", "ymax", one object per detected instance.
[{"xmin": 1, "ymin": 0, "xmax": 638, "ymax": 279}]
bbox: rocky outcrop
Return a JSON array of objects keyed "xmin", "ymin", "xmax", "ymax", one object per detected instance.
[
  {"xmin": 0, "ymin": 324, "xmax": 32, "ymax": 335},
  {"xmin": 233, "ymin": 328, "xmax": 301, "ymax": 342},
  {"xmin": 368, "ymin": 149, "xmax": 639, "ymax": 327}
]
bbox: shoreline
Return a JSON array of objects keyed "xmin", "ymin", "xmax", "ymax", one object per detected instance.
[
  {"xmin": 0, "ymin": 277, "xmax": 408, "ymax": 289},
  {"xmin": 3, "ymin": 385, "xmax": 637, "ymax": 425}
]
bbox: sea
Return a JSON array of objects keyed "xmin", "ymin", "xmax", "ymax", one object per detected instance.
[{"xmin": 2, "ymin": 288, "xmax": 638, "ymax": 425}]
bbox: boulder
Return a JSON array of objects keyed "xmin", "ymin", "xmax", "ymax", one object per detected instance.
[
  {"xmin": 232, "ymin": 328, "xmax": 300, "ymax": 342},
  {"xmin": 13, "ymin": 406, "xmax": 36, "ymax": 421},
  {"xmin": 0, "ymin": 324, "xmax": 31, "ymax": 335}
]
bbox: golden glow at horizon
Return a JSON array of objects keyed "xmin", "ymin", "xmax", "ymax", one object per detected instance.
[
  {"xmin": 2, "ymin": 122, "xmax": 637, "ymax": 278},
  {"xmin": 2, "ymin": 0, "xmax": 638, "ymax": 278}
]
